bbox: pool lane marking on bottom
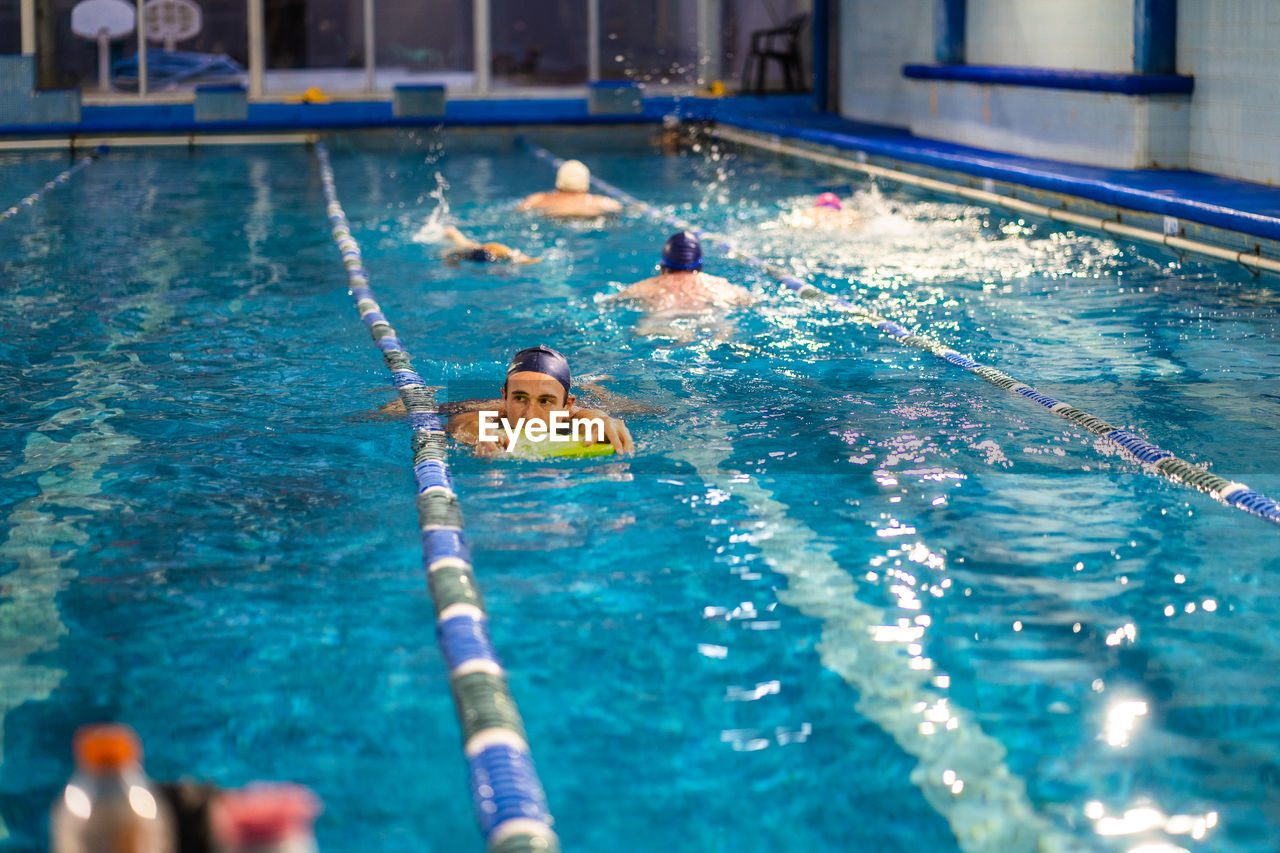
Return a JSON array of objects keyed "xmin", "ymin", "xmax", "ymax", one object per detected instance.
[
  {"xmin": 521, "ymin": 140, "xmax": 1280, "ymax": 529},
  {"xmin": 671, "ymin": 422, "xmax": 1093, "ymax": 853},
  {"xmin": 314, "ymin": 143, "xmax": 559, "ymax": 853},
  {"xmin": 0, "ymin": 146, "xmax": 106, "ymax": 223},
  {"xmin": 0, "ymin": 238, "xmax": 179, "ymax": 841}
]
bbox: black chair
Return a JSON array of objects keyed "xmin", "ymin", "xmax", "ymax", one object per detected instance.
[{"xmin": 742, "ymin": 13, "xmax": 809, "ymax": 95}]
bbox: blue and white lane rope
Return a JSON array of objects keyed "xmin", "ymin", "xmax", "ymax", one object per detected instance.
[
  {"xmin": 523, "ymin": 139, "xmax": 1280, "ymax": 529},
  {"xmin": 0, "ymin": 147, "xmax": 106, "ymax": 223},
  {"xmin": 315, "ymin": 143, "xmax": 560, "ymax": 853}
]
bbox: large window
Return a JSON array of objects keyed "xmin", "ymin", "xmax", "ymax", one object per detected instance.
[
  {"xmin": 373, "ymin": 0, "xmax": 474, "ymax": 91},
  {"xmin": 38, "ymin": 0, "xmax": 140, "ymax": 91},
  {"xmin": 1, "ymin": 0, "xmax": 20, "ymax": 54},
  {"xmin": 490, "ymin": 0, "xmax": 587, "ymax": 88},
  {"xmin": 721, "ymin": 0, "xmax": 811, "ymax": 93},
  {"xmin": 141, "ymin": 0, "xmax": 247, "ymax": 93},
  {"xmin": 177, "ymin": 0, "xmax": 247, "ymax": 75},
  {"xmin": 24, "ymin": 0, "xmax": 812, "ymax": 98},
  {"xmin": 264, "ymin": 0, "xmax": 364, "ymax": 93},
  {"xmin": 599, "ymin": 0, "xmax": 697, "ymax": 87},
  {"xmin": 34, "ymin": 0, "xmax": 246, "ymax": 93}
]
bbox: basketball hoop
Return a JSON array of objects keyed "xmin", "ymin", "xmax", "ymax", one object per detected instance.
[
  {"xmin": 144, "ymin": 0, "xmax": 202, "ymax": 51},
  {"xmin": 71, "ymin": 0, "xmax": 136, "ymax": 92}
]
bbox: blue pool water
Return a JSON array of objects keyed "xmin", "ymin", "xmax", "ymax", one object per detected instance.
[{"xmin": 2, "ymin": 126, "xmax": 1279, "ymax": 852}]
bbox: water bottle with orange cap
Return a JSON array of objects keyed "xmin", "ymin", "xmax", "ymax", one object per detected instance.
[{"xmin": 50, "ymin": 723, "xmax": 177, "ymax": 853}]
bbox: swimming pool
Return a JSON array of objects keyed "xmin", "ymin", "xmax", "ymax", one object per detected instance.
[{"xmin": 2, "ymin": 125, "xmax": 1278, "ymax": 852}]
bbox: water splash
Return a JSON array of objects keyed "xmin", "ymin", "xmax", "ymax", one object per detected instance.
[{"xmin": 411, "ymin": 171, "xmax": 451, "ymax": 244}]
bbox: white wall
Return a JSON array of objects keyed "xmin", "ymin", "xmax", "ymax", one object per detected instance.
[
  {"xmin": 837, "ymin": 0, "xmax": 1280, "ymax": 185},
  {"xmin": 837, "ymin": 0, "xmax": 933, "ymax": 127},
  {"xmin": 910, "ymin": 83, "xmax": 1189, "ymax": 169},
  {"xmin": 1181, "ymin": 0, "xmax": 1280, "ymax": 185},
  {"xmin": 966, "ymin": 0, "xmax": 1133, "ymax": 71}
]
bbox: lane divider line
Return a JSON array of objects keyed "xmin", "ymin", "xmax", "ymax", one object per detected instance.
[
  {"xmin": 1, "ymin": 146, "xmax": 105, "ymax": 223},
  {"xmin": 522, "ymin": 138, "xmax": 1280, "ymax": 528},
  {"xmin": 315, "ymin": 143, "xmax": 560, "ymax": 853}
]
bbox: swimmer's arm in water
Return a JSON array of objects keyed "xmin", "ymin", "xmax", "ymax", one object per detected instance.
[
  {"xmin": 445, "ymin": 403, "xmax": 633, "ymax": 455},
  {"xmin": 443, "ymin": 225, "xmax": 478, "ymax": 248},
  {"xmin": 441, "ymin": 229, "xmax": 541, "ymax": 265},
  {"xmin": 505, "ymin": 247, "xmax": 542, "ymax": 265},
  {"xmin": 445, "ymin": 405, "xmax": 502, "ymax": 452},
  {"xmin": 515, "ymin": 193, "xmax": 546, "ymax": 212},
  {"xmin": 567, "ymin": 406, "xmax": 634, "ymax": 454},
  {"xmin": 441, "ymin": 226, "xmax": 480, "ymax": 265},
  {"xmin": 446, "ymin": 409, "xmax": 511, "ymax": 456}
]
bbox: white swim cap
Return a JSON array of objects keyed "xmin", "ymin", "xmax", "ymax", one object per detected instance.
[{"xmin": 555, "ymin": 159, "xmax": 590, "ymax": 193}]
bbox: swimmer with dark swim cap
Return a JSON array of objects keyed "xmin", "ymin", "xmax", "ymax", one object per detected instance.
[
  {"xmin": 609, "ymin": 231, "xmax": 751, "ymax": 312},
  {"xmin": 446, "ymin": 345, "xmax": 635, "ymax": 456},
  {"xmin": 516, "ymin": 159, "xmax": 623, "ymax": 218},
  {"xmin": 443, "ymin": 225, "xmax": 541, "ymax": 265}
]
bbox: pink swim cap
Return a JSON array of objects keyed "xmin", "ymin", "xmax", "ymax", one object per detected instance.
[{"xmin": 814, "ymin": 192, "xmax": 842, "ymax": 210}]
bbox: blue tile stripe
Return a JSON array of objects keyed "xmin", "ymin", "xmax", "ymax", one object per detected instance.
[
  {"xmin": 522, "ymin": 139, "xmax": 1280, "ymax": 530},
  {"xmin": 314, "ymin": 143, "xmax": 559, "ymax": 852},
  {"xmin": 0, "ymin": 147, "xmax": 104, "ymax": 223}
]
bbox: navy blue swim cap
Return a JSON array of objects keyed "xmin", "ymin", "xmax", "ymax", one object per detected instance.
[
  {"xmin": 506, "ymin": 345, "xmax": 571, "ymax": 397},
  {"xmin": 466, "ymin": 247, "xmax": 498, "ymax": 263},
  {"xmin": 660, "ymin": 231, "xmax": 702, "ymax": 271}
]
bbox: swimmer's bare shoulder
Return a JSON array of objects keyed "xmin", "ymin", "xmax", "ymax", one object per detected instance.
[
  {"xmin": 703, "ymin": 273, "xmax": 753, "ymax": 305},
  {"xmin": 611, "ymin": 275, "xmax": 663, "ymax": 302},
  {"xmin": 520, "ymin": 192, "xmax": 621, "ymax": 218},
  {"xmin": 584, "ymin": 194, "xmax": 622, "ymax": 215},
  {"xmin": 446, "ymin": 409, "xmax": 480, "ymax": 443}
]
